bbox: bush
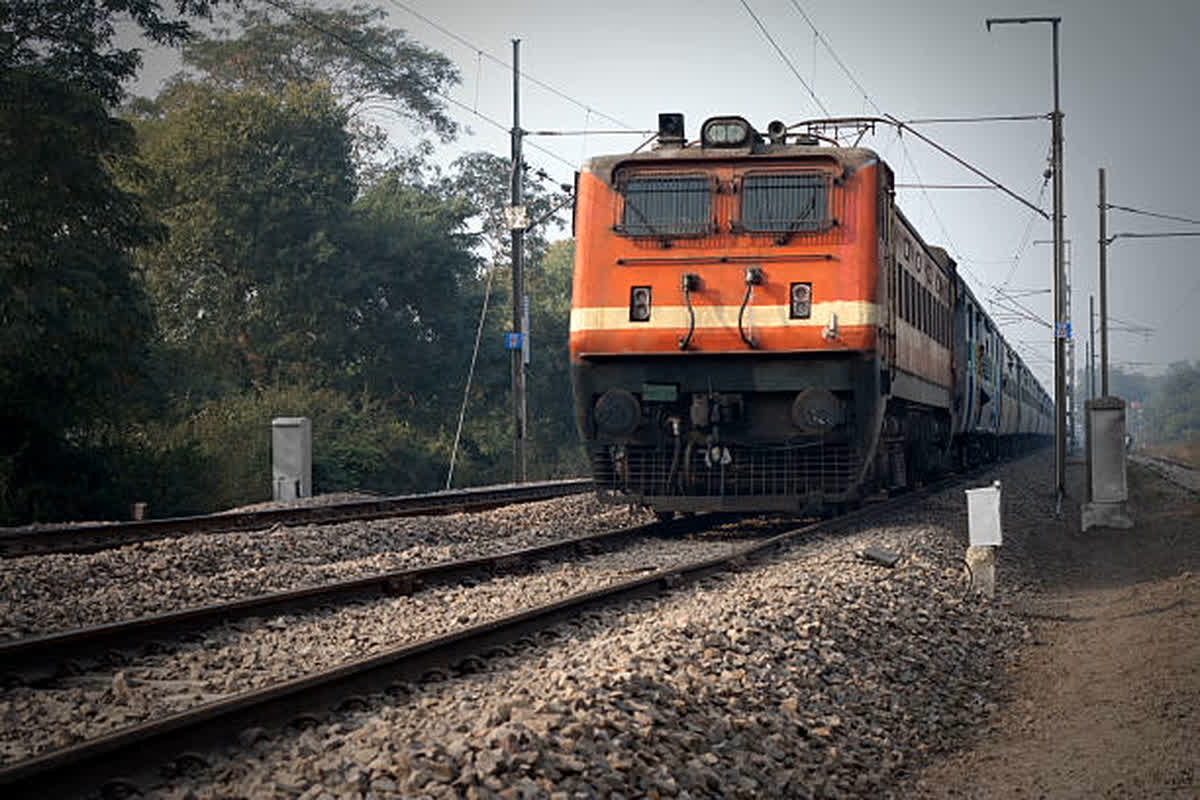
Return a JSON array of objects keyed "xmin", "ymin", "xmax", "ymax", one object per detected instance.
[{"xmin": 143, "ymin": 383, "xmax": 457, "ymax": 512}]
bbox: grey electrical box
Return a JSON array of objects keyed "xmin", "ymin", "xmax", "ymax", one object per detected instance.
[
  {"xmin": 272, "ymin": 417, "xmax": 312, "ymax": 501},
  {"xmin": 966, "ymin": 481, "xmax": 1003, "ymax": 547},
  {"xmin": 1082, "ymin": 397, "xmax": 1132, "ymax": 531},
  {"xmin": 1087, "ymin": 397, "xmax": 1128, "ymax": 503}
]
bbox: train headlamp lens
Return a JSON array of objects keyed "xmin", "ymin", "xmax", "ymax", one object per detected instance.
[
  {"xmin": 790, "ymin": 282, "xmax": 812, "ymax": 319},
  {"xmin": 629, "ymin": 286, "xmax": 652, "ymax": 321},
  {"xmin": 594, "ymin": 390, "xmax": 641, "ymax": 436},
  {"xmin": 701, "ymin": 117, "xmax": 751, "ymax": 148}
]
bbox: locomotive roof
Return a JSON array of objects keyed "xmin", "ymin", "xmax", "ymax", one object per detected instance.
[{"xmin": 584, "ymin": 143, "xmax": 881, "ymax": 186}]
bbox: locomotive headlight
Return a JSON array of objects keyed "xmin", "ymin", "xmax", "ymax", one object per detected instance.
[
  {"xmin": 701, "ymin": 116, "xmax": 752, "ymax": 148},
  {"xmin": 629, "ymin": 286, "xmax": 652, "ymax": 322},
  {"xmin": 790, "ymin": 282, "xmax": 813, "ymax": 319},
  {"xmin": 790, "ymin": 388, "xmax": 841, "ymax": 432},
  {"xmin": 594, "ymin": 390, "xmax": 641, "ymax": 436}
]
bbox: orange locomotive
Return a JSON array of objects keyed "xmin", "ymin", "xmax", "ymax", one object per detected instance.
[{"xmin": 570, "ymin": 114, "xmax": 1046, "ymax": 514}]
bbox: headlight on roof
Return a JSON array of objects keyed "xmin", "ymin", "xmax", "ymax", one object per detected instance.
[{"xmin": 701, "ymin": 116, "xmax": 753, "ymax": 148}]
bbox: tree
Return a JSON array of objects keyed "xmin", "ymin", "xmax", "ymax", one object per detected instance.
[
  {"xmin": 1146, "ymin": 362, "xmax": 1200, "ymax": 443},
  {"xmin": 1, "ymin": 0, "xmax": 217, "ymax": 105},
  {"xmin": 0, "ymin": 0, "xmax": 221, "ymax": 521},
  {"xmin": 525, "ymin": 240, "xmax": 589, "ymax": 477},
  {"xmin": 339, "ymin": 166, "xmax": 481, "ymax": 410},
  {"xmin": 437, "ymin": 153, "xmax": 576, "ymax": 482},
  {"xmin": 175, "ymin": 2, "xmax": 460, "ymax": 165},
  {"xmin": 130, "ymin": 81, "xmax": 358, "ymax": 393}
]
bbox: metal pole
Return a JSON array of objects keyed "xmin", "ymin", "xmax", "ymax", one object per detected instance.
[
  {"xmin": 987, "ymin": 15, "xmax": 1066, "ymax": 512},
  {"xmin": 1050, "ymin": 17, "xmax": 1066, "ymax": 510},
  {"xmin": 510, "ymin": 39, "xmax": 527, "ymax": 482},
  {"xmin": 1089, "ymin": 294, "xmax": 1096, "ymax": 400},
  {"xmin": 1098, "ymin": 167, "xmax": 1109, "ymax": 396}
]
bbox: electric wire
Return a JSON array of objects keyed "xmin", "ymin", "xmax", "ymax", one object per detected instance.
[
  {"xmin": 1105, "ymin": 203, "xmax": 1200, "ymax": 226},
  {"xmin": 383, "ymin": 0, "xmax": 637, "ymax": 131},
  {"xmin": 899, "ymin": 114, "xmax": 1050, "ymax": 124},
  {"xmin": 1000, "ymin": 149, "xmax": 1053, "ymax": 287},
  {"xmin": 738, "ymin": 0, "xmax": 830, "ymax": 116},
  {"xmin": 256, "ymin": 0, "xmax": 578, "ymax": 169},
  {"xmin": 785, "ymin": 2, "xmax": 1058, "ymax": 349},
  {"xmin": 1110, "ymin": 231, "xmax": 1200, "ymax": 241},
  {"xmin": 446, "ymin": 266, "xmax": 494, "ymax": 489},
  {"xmin": 787, "ymin": 0, "xmax": 881, "ymax": 113}
]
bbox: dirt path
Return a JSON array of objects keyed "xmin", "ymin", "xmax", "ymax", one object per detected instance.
[{"xmin": 909, "ymin": 461, "xmax": 1200, "ymax": 798}]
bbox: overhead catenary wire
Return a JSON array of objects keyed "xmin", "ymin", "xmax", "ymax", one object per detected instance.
[
  {"xmin": 738, "ymin": 0, "xmax": 830, "ymax": 116},
  {"xmin": 383, "ymin": 0, "xmax": 637, "ymax": 131},
  {"xmin": 1110, "ymin": 231, "xmax": 1200, "ymax": 241},
  {"xmin": 899, "ymin": 113, "xmax": 1050, "ymax": 124},
  {"xmin": 1000, "ymin": 149, "xmax": 1053, "ymax": 286},
  {"xmin": 256, "ymin": 0, "xmax": 579, "ymax": 169},
  {"xmin": 785, "ymin": 2, "xmax": 1059, "ymax": 350},
  {"xmin": 1105, "ymin": 203, "xmax": 1200, "ymax": 226}
]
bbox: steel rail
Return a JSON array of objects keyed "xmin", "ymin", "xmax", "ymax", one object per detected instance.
[
  {"xmin": 0, "ymin": 519, "xmax": 682, "ymax": 678},
  {"xmin": 1132, "ymin": 454, "xmax": 1200, "ymax": 495},
  {"xmin": 0, "ymin": 474, "xmax": 963, "ymax": 799},
  {"xmin": 0, "ymin": 479, "xmax": 594, "ymax": 559}
]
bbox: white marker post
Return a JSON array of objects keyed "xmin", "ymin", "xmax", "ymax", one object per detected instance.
[{"xmin": 965, "ymin": 481, "xmax": 1003, "ymax": 599}]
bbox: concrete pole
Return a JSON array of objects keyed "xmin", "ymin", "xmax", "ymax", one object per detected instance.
[
  {"xmin": 1047, "ymin": 17, "xmax": 1067, "ymax": 509},
  {"xmin": 985, "ymin": 15, "xmax": 1066, "ymax": 511},
  {"xmin": 510, "ymin": 39, "xmax": 527, "ymax": 482},
  {"xmin": 1089, "ymin": 294, "xmax": 1096, "ymax": 400},
  {"xmin": 1098, "ymin": 167, "xmax": 1109, "ymax": 396}
]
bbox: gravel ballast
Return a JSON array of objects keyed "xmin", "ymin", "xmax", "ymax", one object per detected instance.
[
  {"xmin": 0, "ymin": 495, "xmax": 653, "ymax": 637},
  {"xmin": 111, "ymin": 453, "xmax": 1055, "ymax": 799},
  {"xmin": 0, "ymin": 534, "xmax": 748, "ymax": 766}
]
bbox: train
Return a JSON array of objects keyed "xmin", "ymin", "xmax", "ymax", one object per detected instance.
[{"xmin": 569, "ymin": 113, "xmax": 1052, "ymax": 515}]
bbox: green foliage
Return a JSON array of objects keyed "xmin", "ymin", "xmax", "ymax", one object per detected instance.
[
  {"xmin": 176, "ymin": 2, "xmax": 460, "ymax": 163},
  {"xmin": 0, "ymin": 0, "xmax": 224, "ymax": 523},
  {"xmin": 1, "ymin": 0, "xmax": 218, "ymax": 106},
  {"xmin": 341, "ymin": 168, "xmax": 480, "ymax": 408},
  {"xmin": 146, "ymin": 384, "xmax": 451, "ymax": 511},
  {"xmin": 0, "ymin": 68, "xmax": 163, "ymax": 522},
  {"xmin": 525, "ymin": 240, "xmax": 589, "ymax": 477},
  {"xmin": 449, "ymin": 151, "xmax": 571, "ymax": 268},
  {"xmin": 1145, "ymin": 362, "xmax": 1200, "ymax": 442},
  {"xmin": 130, "ymin": 81, "xmax": 358, "ymax": 394}
]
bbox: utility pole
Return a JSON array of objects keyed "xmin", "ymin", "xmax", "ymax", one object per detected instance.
[
  {"xmin": 1064, "ymin": 240, "xmax": 1075, "ymax": 449},
  {"xmin": 987, "ymin": 15, "xmax": 1066, "ymax": 514},
  {"xmin": 1089, "ymin": 294, "xmax": 1096, "ymax": 400},
  {"xmin": 1098, "ymin": 167, "xmax": 1109, "ymax": 396},
  {"xmin": 510, "ymin": 39, "xmax": 528, "ymax": 482}
]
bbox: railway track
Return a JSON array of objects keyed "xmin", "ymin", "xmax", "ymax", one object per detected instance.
[
  {"xmin": 1132, "ymin": 454, "xmax": 1200, "ymax": 494},
  {"xmin": 0, "ymin": 479, "xmax": 594, "ymax": 559},
  {"xmin": 0, "ymin": 518, "xmax": 693, "ymax": 680},
  {"xmin": 0, "ymin": 473, "xmax": 975, "ymax": 799}
]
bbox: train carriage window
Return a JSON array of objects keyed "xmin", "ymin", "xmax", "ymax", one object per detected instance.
[
  {"xmin": 923, "ymin": 286, "xmax": 931, "ymax": 336},
  {"xmin": 903, "ymin": 239, "xmax": 912, "ymax": 260},
  {"xmin": 905, "ymin": 272, "xmax": 912, "ymax": 322},
  {"xmin": 924, "ymin": 285, "xmax": 929, "ymax": 333},
  {"xmin": 741, "ymin": 173, "xmax": 829, "ymax": 232},
  {"xmin": 618, "ymin": 174, "xmax": 711, "ymax": 236}
]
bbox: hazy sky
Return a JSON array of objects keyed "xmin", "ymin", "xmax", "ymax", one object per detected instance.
[{"xmin": 124, "ymin": 0, "xmax": 1200, "ymax": 389}]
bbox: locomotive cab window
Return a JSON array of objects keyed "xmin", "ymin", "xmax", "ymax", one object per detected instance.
[
  {"xmin": 617, "ymin": 174, "xmax": 712, "ymax": 237},
  {"xmin": 740, "ymin": 172, "xmax": 829, "ymax": 233}
]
